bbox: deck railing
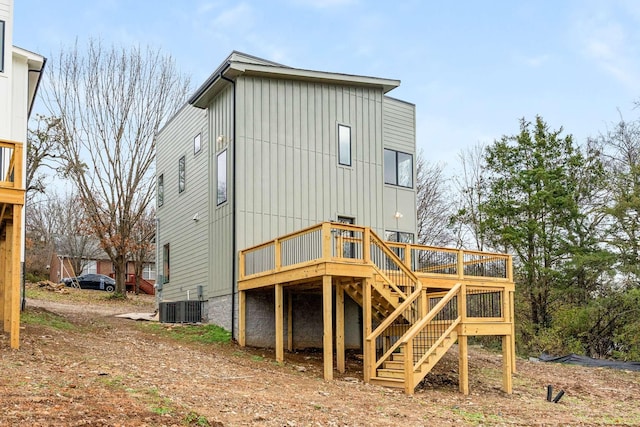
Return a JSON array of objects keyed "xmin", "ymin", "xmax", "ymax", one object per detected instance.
[
  {"xmin": 240, "ymin": 223, "xmax": 513, "ymax": 284},
  {"xmin": 0, "ymin": 140, "xmax": 22, "ymax": 190}
]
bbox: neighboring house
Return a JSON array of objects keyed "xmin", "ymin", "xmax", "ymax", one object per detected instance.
[
  {"xmin": 156, "ymin": 52, "xmax": 515, "ymax": 394},
  {"xmin": 48, "ymin": 237, "xmax": 156, "ymax": 294},
  {"xmin": 0, "ymin": 0, "xmax": 45, "ymax": 349}
]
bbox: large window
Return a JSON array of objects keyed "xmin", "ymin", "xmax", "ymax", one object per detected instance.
[
  {"xmin": 384, "ymin": 149, "xmax": 413, "ymax": 188},
  {"xmin": 163, "ymin": 244, "xmax": 170, "ymax": 283},
  {"xmin": 0, "ymin": 21, "xmax": 4, "ymax": 73},
  {"xmin": 178, "ymin": 156, "xmax": 186, "ymax": 193},
  {"xmin": 338, "ymin": 124, "xmax": 351, "ymax": 166},
  {"xmin": 157, "ymin": 174, "xmax": 164, "ymax": 207},
  {"xmin": 83, "ymin": 260, "xmax": 98, "ymax": 275},
  {"xmin": 217, "ymin": 150, "xmax": 227, "ymax": 205}
]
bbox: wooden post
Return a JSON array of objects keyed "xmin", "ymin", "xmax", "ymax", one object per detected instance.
[
  {"xmin": 404, "ymin": 243, "xmax": 412, "ymax": 270},
  {"xmin": 363, "ymin": 228, "xmax": 370, "ymax": 263},
  {"xmin": 458, "ymin": 334, "xmax": 469, "ymax": 395},
  {"xmin": 238, "ymin": 290, "xmax": 246, "ymax": 346},
  {"xmin": 457, "ymin": 249, "xmax": 464, "ymax": 279},
  {"xmin": 322, "ymin": 223, "xmax": 331, "ymax": 259},
  {"xmin": 287, "ymin": 291, "xmax": 293, "ymax": 351},
  {"xmin": 510, "ymin": 291, "xmax": 516, "ymax": 373},
  {"xmin": 322, "ymin": 275, "xmax": 333, "ymax": 380},
  {"xmin": 275, "ymin": 284, "xmax": 284, "ymax": 363},
  {"xmin": 9, "ymin": 208, "xmax": 22, "ymax": 349},
  {"xmin": 363, "ymin": 278, "xmax": 373, "ymax": 382},
  {"xmin": 404, "ymin": 342, "xmax": 414, "ymax": 395},
  {"xmin": 336, "ymin": 284, "xmax": 345, "ymax": 373},
  {"xmin": 502, "ymin": 334, "xmax": 513, "ymax": 394},
  {"xmin": 0, "ymin": 235, "xmax": 6, "ymax": 331},
  {"xmin": 274, "ymin": 239, "xmax": 281, "ymax": 270}
]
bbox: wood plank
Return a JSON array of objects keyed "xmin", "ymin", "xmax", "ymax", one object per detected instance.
[
  {"xmin": 459, "ymin": 322, "xmax": 512, "ymax": 336},
  {"xmin": 336, "ymin": 284, "xmax": 345, "ymax": 373},
  {"xmin": 322, "ymin": 275, "xmax": 333, "ymax": 380},
  {"xmin": 9, "ymin": 210, "xmax": 22, "ymax": 348},
  {"xmin": 275, "ymin": 284, "xmax": 284, "ymax": 363},
  {"xmin": 0, "ymin": 187, "xmax": 25, "ymax": 206},
  {"xmin": 458, "ymin": 334, "xmax": 469, "ymax": 395}
]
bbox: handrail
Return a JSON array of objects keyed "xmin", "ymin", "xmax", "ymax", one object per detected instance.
[{"xmin": 368, "ymin": 229, "xmax": 421, "ymax": 294}]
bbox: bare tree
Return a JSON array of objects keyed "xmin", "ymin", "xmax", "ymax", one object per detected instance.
[
  {"xmin": 415, "ymin": 152, "xmax": 455, "ymax": 246},
  {"xmin": 43, "ymin": 40, "xmax": 190, "ymax": 295},
  {"xmin": 451, "ymin": 143, "xmax": 489, "ymax": 250},
  {"xmin": 25, "ymin": 192, "xmax": 102, "ymax": 280},
  {"xmin": 130, "ymin": 207, "xmax": 156, "ymax": 294},
  {"xmin": 26, "ymin": 115, "xmax": 63, "ymax": 204}
]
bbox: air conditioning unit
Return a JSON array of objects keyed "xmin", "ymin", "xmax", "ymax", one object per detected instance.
[{"xmin": 159, "ymin": 301, "xmax": 203, "ymax": 323}]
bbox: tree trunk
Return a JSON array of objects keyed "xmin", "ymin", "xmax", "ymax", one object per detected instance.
[{"xmin": 113, "ymin": 255, "xmax": 127, "ymax": 295}]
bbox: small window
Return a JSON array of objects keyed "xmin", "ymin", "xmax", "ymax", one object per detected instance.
[
  {"xmin": 158, "ymin": 174, "xmax": 164, "ymax": 207},
  {"xmin": 142, "ymin": 263, "xmax": 156, "ymax": 281},
  {"xmin": 384, "ymin": 149, "xmax": 413, "ymax": 188},
  {"xmin": 178, "ymin": 156, "xmax": 186, "ymax": 193},
  {"xmin": 83, "ymin": 260, "xmax": 98, "ymax": 275},
  {"xmin": 217, "ymin": 150, "xmax": 227, "ymax": 205},
  {"xmin": 163, "ymin": 244, "xmax": 170, "ymax": 283},
  {"xmin": 0, "ymin": 21, "xmax": 4, "ymax": 73},
  {"xmin": 194, "ymin": 133, "xmax": 202, "ymax": 154},
  {"xmin": 338, "ymin": 124, "xmax": 351, "ymax": 166}
]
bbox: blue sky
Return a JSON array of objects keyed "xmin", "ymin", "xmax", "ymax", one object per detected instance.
[{"xmin": 13, "ymin": 0, "xmax": 640, "ymax": 167}]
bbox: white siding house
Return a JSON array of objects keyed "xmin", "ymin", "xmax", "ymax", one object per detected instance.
[{"xmin": 0, "ymin": 0, "xmax": 45, "ymax": 348}]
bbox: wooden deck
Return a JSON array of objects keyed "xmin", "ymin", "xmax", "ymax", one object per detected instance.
[
  {"xmin": 238, "ymin": 222, "xmax": 515, "ymax": 395},
  {"xmin": 0, "ymin": 139, "xmax": 25, "ymax": 349}
]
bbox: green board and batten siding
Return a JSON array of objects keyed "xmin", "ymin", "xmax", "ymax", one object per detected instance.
[
  {"xmin": 234, "ymin": 76, "xmax": 389, "ymax": 251},
  {"xmin": 382, "ymin": 97, "xmax": 417, "ymax": 236},
  {"xmin": 156, "ymin": 103, "xmax": 210, "ymax": 302}
]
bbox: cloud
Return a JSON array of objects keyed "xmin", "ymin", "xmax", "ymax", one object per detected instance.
[
  {"xmin": 290, "ymin": 0, "xmax": 357, "ymax": 8},
  {"xmin": 572, "ymin": 2, "xmax": 640, "ymax": 91},
  {"xmin": 519, "ymin": 54, "xmax": 550, "ymax": 68}
]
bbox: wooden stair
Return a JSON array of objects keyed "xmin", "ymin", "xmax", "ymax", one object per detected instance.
[{"xmin": 370, "ymin": 329, "xmax": 459, "ymax": 389}]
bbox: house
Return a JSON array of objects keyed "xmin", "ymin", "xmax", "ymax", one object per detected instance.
[
  {"xmin": 156, "ymin": 52, "xmax": 515, "ymax": 394},
  {"xmin": 0, "ymin": 0, "xmax": 46, "ymax": 348},
  {"xmin": 47, "ymin": 236, "xmax": 157, "ymax": 294}
]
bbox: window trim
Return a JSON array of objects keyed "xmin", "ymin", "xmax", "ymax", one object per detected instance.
[
  {"xmin": 384, "ymin": 148, "xmax": 414, "ymax": 188},
  {"xmin": 157, "ymin": 173, "xmax": 164, "ymax": 207},
  {"xmin": 194, "ymin": 133, "xmax": 202, "ymax": 155},
  {"xmin": 217, "ymin": 149, "xmax": 227, "ymax": 206},
  {"xmin": 0, "ymin": 20, "xmax": 4, "ymax": 73},
  {"xmin": 163, "ymin": 243, "xmax": 170, "ymax": 284},
  {"xmin": 385, "ymin": 230, "xmax": 415, "ymax": 243},
  {"xmin": 178, "ymin": 155, "xmax": 186, "ymax": 193},
  {"xmin": 338, "ymin": 124, "xmax": 352, "ymax": 167}
]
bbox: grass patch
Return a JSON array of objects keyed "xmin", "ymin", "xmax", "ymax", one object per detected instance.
[
  {"xmin": 25, "ymin": 283, "xmax": 153, "ymax": 307},
  {"xmin": 183, "ymin": 411, "xmax": 211, "ymax": 426},
  {"xmin": 451, "ymin": 407, "xmax": 503, "ymax": 425},
  {"xmin": 139, "ymin": 323, "xmax": 231, "ymax": 344},
  {"xmin": 21, "ymin": 309, "xmax": 74, "ymax": 330}
]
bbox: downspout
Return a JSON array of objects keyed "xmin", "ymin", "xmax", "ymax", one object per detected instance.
[{"xmin": 220, "ymin": 74, "xmax": 237, "ymax": 339}]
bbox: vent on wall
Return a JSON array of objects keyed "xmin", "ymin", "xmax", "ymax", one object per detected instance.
[{"xmin": 159, "ymin": 301, "xmax": 203, "ymax": 323}]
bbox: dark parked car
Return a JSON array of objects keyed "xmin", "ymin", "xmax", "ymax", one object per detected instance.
[{"xmin": 61, "ymin": 274, "xmax": 116, "ymax": 292}]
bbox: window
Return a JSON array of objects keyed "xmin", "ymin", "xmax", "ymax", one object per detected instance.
[
  {"xmin": 217, "ymin": 150, "xmax": 227, "ymax": 205},
  {"xmin": 157, "ymin": 174, "xmax": 164, "ymax": 207},
  {"xmin": 338, "ymin": 124, "xmax": 351, "ymax": 166},
  {"xmin": 178, "ymin": 156, "xmax": 186, "ymax": 193},
  {"xmin": 384, "ymin": 149, "xmax": 413, "ymax": 188},
  {"xmin": 385, "ymin": 231, "xmax": 415, "ymax": 243},
  {"xmin": 83, "ymin": 260, "xmax": 98, "ymax": 275},
  {"xmin": 163, "ymin": 244, "xmax": 170, "ymax": 283},
  {"xmin": 0, "ymin": 20, "xmax": 4, "ymax": 73},
  {"xmin": 194, "ymin": 133, "xmax": 202, "ymax": 154},
  {"xmin": 142, "ymin": 263, "xmax": 156, "ymax": 281}
]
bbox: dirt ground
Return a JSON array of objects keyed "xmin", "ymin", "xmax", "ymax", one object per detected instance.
[{"xmin": 1, "ymin": 286, "xmax": 640, "ymax": 426}]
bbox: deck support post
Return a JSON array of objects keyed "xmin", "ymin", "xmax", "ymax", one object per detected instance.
[
  {"xmin": 458, "ymin": 334, "xmax": 469, "ymax": 395},
  {"xmin": 336, "ymin": 284, "xmax": 345, "ymax": 373},
  {"xmin": 275, "ymin": 284, "xmax": 284, "ymax": 363},
  {"xmin": 363, "ymin": 278, "xmax": 372, "ymax": 382},
  {"xmin": 502, "ymin": 334, "xmax": 513, "ymax": 394},
  {"xmin": 1, "ymin": 231, "xmax": 7, "ymax": 333},
  {"xmin": 322, "ymin": 275, "xmax": 333, "ymax": 380},
  {"xmin": 287, "ymin": 291, "xmax": 293, "ymax": 351},
  {"xmin": 238, "ymin": 290, "xmax": 246, "ymax": 346},
  {"xmin": 510, "ymin": 291, "xmax": 516, "ymax": 373}
]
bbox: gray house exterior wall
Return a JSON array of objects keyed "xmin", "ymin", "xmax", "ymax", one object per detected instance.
[{"xmin": 156, "ymin": 52, "xmax": 417, "ymax": 348}]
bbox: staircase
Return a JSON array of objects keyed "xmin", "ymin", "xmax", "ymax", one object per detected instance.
[{"xmin": 356, "ymin": 230, "xmax": 463, "ymax": 394}]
